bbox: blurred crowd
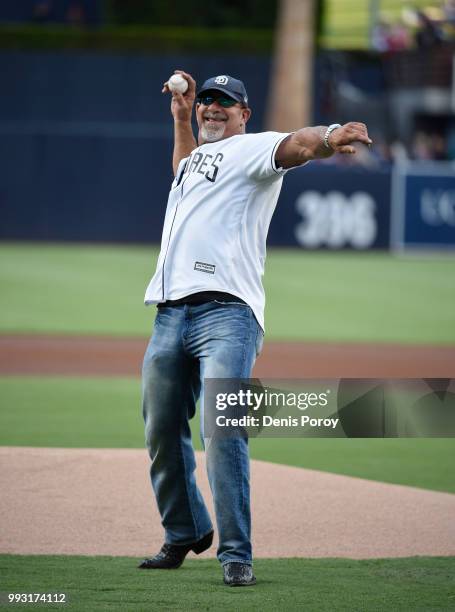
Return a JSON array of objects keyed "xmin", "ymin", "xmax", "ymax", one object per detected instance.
[
  {"xmin": 322, "ymin": 129, "xmax": 455, "ymax": 168},
  {"xmin": 409, "ymin": 130, "xmax": 452, "ymax": 160},
  {"xmin": 372, "ymin": 1, "xmax": 455, "ymax": 52},
  {"xmin": 373, "ymin": 130, "xmax": 454, "ymax": 164}
]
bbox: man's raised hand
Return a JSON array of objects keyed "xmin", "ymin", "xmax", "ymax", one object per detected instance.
[{"xmin": 162, "ymin": 70, "xmax": 197, "ymax": 123}]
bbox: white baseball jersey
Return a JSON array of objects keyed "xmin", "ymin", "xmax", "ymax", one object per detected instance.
[{"xmin": 144, "ymin": 131, "xmax": 294, "ymax": 331}]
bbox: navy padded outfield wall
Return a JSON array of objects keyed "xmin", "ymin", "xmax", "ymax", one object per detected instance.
[
  {"xmin": 0, "ymin": 51, "xmax": 392, "ymax": 248},
  {"xmin": 0, "ymin": 51, "xmax": 270, "ymax": 242}
]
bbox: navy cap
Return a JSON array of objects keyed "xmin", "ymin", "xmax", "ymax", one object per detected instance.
[{"xmin": 197, "ymin": 75, "xmax": 248, "ymax": 106}]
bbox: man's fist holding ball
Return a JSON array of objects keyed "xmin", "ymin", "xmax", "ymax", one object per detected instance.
[
  {"xmin": 167, "ymin": 74, "xmax": 188, "ymax": 94},
  {"xmin": 162, "ymin": 70, "xmax": 195, "ymax": 123}
]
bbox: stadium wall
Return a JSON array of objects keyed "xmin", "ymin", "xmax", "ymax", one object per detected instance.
[{"xmin": 1, "ymin": 51, "xmax": 453, "ymax": 250}]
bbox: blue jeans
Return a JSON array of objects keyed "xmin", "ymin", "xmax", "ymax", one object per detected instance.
[{"xmin": 142, "ymin": 301, "xmax": 263, "ymax": 565}]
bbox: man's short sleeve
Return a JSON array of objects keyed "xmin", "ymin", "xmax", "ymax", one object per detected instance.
[{"xmin": 242, "ymin": 131, "xmax": 291, "ymax": 181}]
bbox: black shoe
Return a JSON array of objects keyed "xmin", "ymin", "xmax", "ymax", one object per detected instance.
[
  {"xmin": 138, "ymin": 530, "xmax": 214, "ymax": 569},
  {"xmin": 223, "ymin": 562, "xmax": 256, "ymax": 586}
]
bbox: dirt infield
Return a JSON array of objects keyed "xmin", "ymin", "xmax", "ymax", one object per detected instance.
[
  {"xmin": 1, "ymin": 334, "xmax": 454, "ymax": 377},
  {"xmin": 1, "ymin": 447, "xmax": 455, "ymax": 559}
]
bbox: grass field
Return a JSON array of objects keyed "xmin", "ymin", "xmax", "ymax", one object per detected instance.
[
  {"xmin": 1, "ymin": 555, "xmax": 454, "ymax": 611},
  {"xmin": 1, "ymin": 376, "xmax": 454, "ymax": 493},
  {"xmin": 1, "ymin": 243, "xmax": 454, "ymax": 610},
  {"xmin": 1, "ymin": 243, "xmax": 455, "ymax": 343}
]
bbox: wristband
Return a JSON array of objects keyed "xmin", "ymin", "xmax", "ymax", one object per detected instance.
[{"xmin": 324, "ymin": 124, "xmax": 342, "ymax": 149}]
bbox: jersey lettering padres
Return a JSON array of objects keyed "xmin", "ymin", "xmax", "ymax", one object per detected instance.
[{"xmin": 144, "ymin": 131, "xmax": 292, "ymax": 331}]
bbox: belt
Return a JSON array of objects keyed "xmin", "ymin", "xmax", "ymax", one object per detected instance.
[{"xmin": 158, "ymin": 291, "xmax": 246, "ymax": 307}]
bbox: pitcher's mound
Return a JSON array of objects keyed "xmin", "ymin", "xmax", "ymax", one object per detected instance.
[{"xmin": 1, "ymin": 447, "xmax": 454, "ymax": 558}]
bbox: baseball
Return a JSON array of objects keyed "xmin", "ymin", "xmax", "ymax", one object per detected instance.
[{"xmin": 168, "ymin": 74, "xmax": 188, "ymax": 94}]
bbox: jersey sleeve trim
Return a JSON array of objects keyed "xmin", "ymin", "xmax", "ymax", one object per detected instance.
[
  {"xmin": 174, "ymin": 156, "xmax": 189, "ymax": 180},
  {"xmin": 270, "ymin": 133, "xmax": 292, "ymax": 175}
]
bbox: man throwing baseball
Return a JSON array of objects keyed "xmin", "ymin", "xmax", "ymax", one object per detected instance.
[{"xmin": 139, "ymin": 70, "xmax": 372, "ymax": 586}]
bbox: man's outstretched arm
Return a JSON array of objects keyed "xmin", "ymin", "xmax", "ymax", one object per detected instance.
[
  {"xmin": 275, "ymin": 122, "xmax": 373, "ymax": 169},
  {"xmin": 162, "ymin": 70, "xmax": 198, "ymax": 175}
]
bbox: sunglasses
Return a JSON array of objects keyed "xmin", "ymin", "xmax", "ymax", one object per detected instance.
[{"xmin": 197, "ymin": 95, "xmax": 239, "ymax": 108}]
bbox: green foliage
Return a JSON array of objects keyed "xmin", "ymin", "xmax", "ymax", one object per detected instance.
[
  {"xmin": 0, "ymin": 1, "xmax": 437, "ymax": 52},
  {"xmin": 106, "ymin": 0, "xmax": 278, "ymax": 29},
  {"xmin": 0, "ymin": 24, "xmax": 274, "ymax": 54}
]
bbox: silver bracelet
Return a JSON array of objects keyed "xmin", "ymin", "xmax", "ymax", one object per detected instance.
[{"xmin": 323, "ymin": 124, "xmax": 342, "ymax": 149}]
